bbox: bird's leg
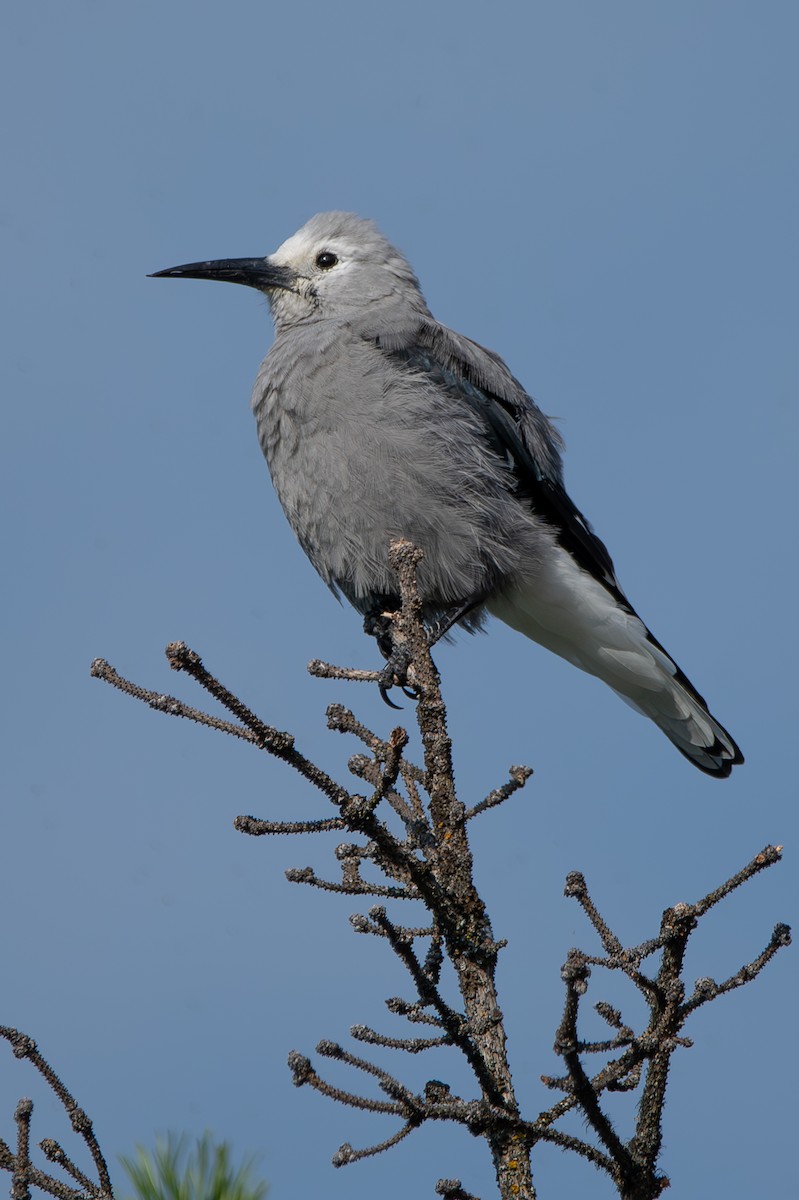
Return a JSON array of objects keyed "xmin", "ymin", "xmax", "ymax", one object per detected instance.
[
  {"xmin": 386, "ymin": 600, "xmax": 479, "ymax": 704},
  {"xmin": 363, "ymin": 597, "xmax": 479, "ymax": 708},
  {"xmin": 363, "ymin": 607, "xmax": 414, "ymax": 708},
  {"xmin": 425, "ymin": 598, "xmax": 482, "ymax": 647},
  {"xmin": 363, "ymin": 610, "xmax": 396, "ymax": 660}
]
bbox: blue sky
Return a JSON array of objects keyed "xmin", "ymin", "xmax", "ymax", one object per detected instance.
[{"xmin": 1, "ymin": 3, "xmax": 796, "ymax": 1197}]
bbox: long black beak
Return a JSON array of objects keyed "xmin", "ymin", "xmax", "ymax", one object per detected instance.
[{"xmin": 148, "ymin": 257, "xmax": 295, "ymax": 291}]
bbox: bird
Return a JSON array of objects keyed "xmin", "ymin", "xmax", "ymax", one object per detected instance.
[{"xmin": 151, "ymin": 212, "xmax": 743, "ymax": 777}]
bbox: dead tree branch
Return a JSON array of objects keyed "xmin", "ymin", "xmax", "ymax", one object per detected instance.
[
  {"xmin": 0, "ymin": 1028, "xmax": 113, "ymax": 1200},
  {"xmin": 3, "ymin": 538, "xmax": 778, "ymax": 1200}
]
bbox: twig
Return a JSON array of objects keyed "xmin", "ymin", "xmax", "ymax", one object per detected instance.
[{"xmin": 0, "ymin": 1029, "xmax": 113, "ymax": 1200}]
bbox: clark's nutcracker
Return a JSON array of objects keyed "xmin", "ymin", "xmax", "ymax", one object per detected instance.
[{"xmin": 152, "ymin": 212, "xmax": 743, "ymax": 777}]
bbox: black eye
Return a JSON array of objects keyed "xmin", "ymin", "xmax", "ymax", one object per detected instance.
[{"xmin": 315, "ymin": 251, "xmax": 338, "ymax": 270}]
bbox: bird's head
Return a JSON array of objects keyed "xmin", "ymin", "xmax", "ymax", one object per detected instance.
[{"xmin": 150, "ymin": 212, "xmax": 429, "ymax": 332}]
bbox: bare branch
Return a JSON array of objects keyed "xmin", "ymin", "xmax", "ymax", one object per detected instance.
[
  {"xmin": 692, "ymin": 845, "xmax": 784, "ymax": 917},
  {"xmin": 13, "ymin": 1099, "xmax": 32, "ymax": 1200},
  {"xmin": 285, "ymin": 865, "xmax": 415, "ymax": 900},
  {"xmin": 286, "ymin": 1050, "xmax": 405, "ymax": 1117},
  {"xmin": 350, "ymin": 1024, "xmax": 452, "ymax": 1053},
  {"xmin": 90, "ymin": 658, "xmax": 256, "ymax": 744},
  {"xmin": 465, "ymin": 766, "xmax": 533, "ymax": 821},
  {"xmin": 332, "ymin": 1121, "xmax": 418, "ymax": 1167},
  {"xmin": 308, "ymin": 659, "xmax": 383, "ymax": 687},
  {"xmin": 83, "ymin": 539, "xmax": 788, "ymax": 1200},
  {"xmin": 683, "ymin": 922, "xmax": 791, "ymax": 1014},
  {"xmin": 233, "ymin": 814, "xmax": 346, "ymax": 835},
  {"xmin": 39, "ymin": 1143, "xmax": 95, "ymax": 1194},
  {"xmin": 563, "ymin": 872, "xmax": 624, "ymax": 958},
  {"xmin": 0, "ymin": 1030, "xmax": 113, "ymax": 1200},
  {"xmin": 93, "ymin": 650, "xmax": 349, "ymax": 808},
  {"xmin": 553, "ymin": 952, "xmax": 636, "ymax": 1174}
]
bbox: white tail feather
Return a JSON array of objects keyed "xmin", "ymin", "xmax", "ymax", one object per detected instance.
[{"xmin": 487, "ymin": 546, "xmax": 742, "ymax": 776}]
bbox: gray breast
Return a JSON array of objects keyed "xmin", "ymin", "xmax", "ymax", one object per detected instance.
[{"xmin": 252, "ymin": 326, "xmax": 553, "ymax": 616}]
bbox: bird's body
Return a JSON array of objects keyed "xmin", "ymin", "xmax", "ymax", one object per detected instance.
[
  {"xmin": 152, "ymin": 212, "xmax": 743, "ymax": 777},
  {"xmin": 253, "ymin": 317, "xmax": 560, "ymax": 624}
]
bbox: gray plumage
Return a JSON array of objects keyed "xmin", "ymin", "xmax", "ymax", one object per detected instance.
[{"xmin": 151, "ymin": 212, "xmax": 743, "ymax": 777}]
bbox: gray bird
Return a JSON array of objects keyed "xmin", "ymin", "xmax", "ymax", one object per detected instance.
[{"xmin": 151, "ymin": 212, "xmax": 743, "ymax": 777}]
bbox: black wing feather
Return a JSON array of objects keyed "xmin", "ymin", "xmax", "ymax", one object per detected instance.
[
  {"xmin": 381, "ymin": 335, "xmax": 631, "ymax": 611},
  {"xmin": 377, "ymin": 326, "xmax": 731, "ymax": 718},
  {"xmin": 372, "ymin": 323, "xmax": 742, "ymax": 772}
]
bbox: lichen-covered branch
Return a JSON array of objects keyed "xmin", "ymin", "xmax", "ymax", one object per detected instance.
[
  {"xmin": 80, "ymin": 539, "xmax": 789, "ymax": 1200},
  {"xmin": 537, "ymin": 849, "xmax": 790, "ymax": 1200},
  {"xmin": 0, "ymin": 1029, "xmax": 112, "ymax": 1200}
]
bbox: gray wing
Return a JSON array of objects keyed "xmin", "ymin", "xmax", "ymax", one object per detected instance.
[
  {"xmin": 373, "ymin": 318, "xmax": 737, "ymax": 739},
  {"xmin": 374, "ymin": 318, "xmax": 629, "ymax": 605},
  {"xmin": 365, "ymin": 318, "xmax": 742, "ymax": 776}
]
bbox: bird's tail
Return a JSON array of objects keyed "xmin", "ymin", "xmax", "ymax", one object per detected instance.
[
  {"xmin": 608, "ymin": 674, "xmax": 743, "ymax": 777},
  {"xmin": 487, "ymin": 554, "xmax": 743, "ymax": 777}
]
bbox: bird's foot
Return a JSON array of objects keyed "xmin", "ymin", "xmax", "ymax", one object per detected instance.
[
  {"xmin": 377, "ymin": 643, "xmax": 416, "ymax": 708},
  {"xmin": 364, "ymin": 610, "xmax": 419, "ymax": 707},
  {"xmin": 375, "ymin": 603, "xmax": 480, "ymax": 705},
  {"xmin": 363, "ymin": 611, "xmax": 395, "ymax": 660}
]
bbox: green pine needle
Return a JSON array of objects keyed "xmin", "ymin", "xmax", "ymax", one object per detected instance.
[{"xmin": 120, "ymin": 1133, "xmax": 268, "ymax": 1200}]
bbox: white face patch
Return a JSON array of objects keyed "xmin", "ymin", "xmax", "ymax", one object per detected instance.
[
  {"xmin": 265, "ymin": 230, "xmax": 362, "ymax": 329},
  {"xmin": 263, "ymin": 213, "xmax": 424, "ymax": 331},
  {"xmin": 270, "ymin": 228, "xmax": 352, "ymax": 275}
]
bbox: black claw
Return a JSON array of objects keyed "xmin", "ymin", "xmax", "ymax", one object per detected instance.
[
  {"xmin": 365, "ymin": 603, "xmax": 420, "ymax": 706},
  {"xmin": 379, "ymin": 683, "xmax": 404, "ymax": 710},
  {"xmin": 375, "ymin": 639, "xmax": 413, "ymax": 708}
]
